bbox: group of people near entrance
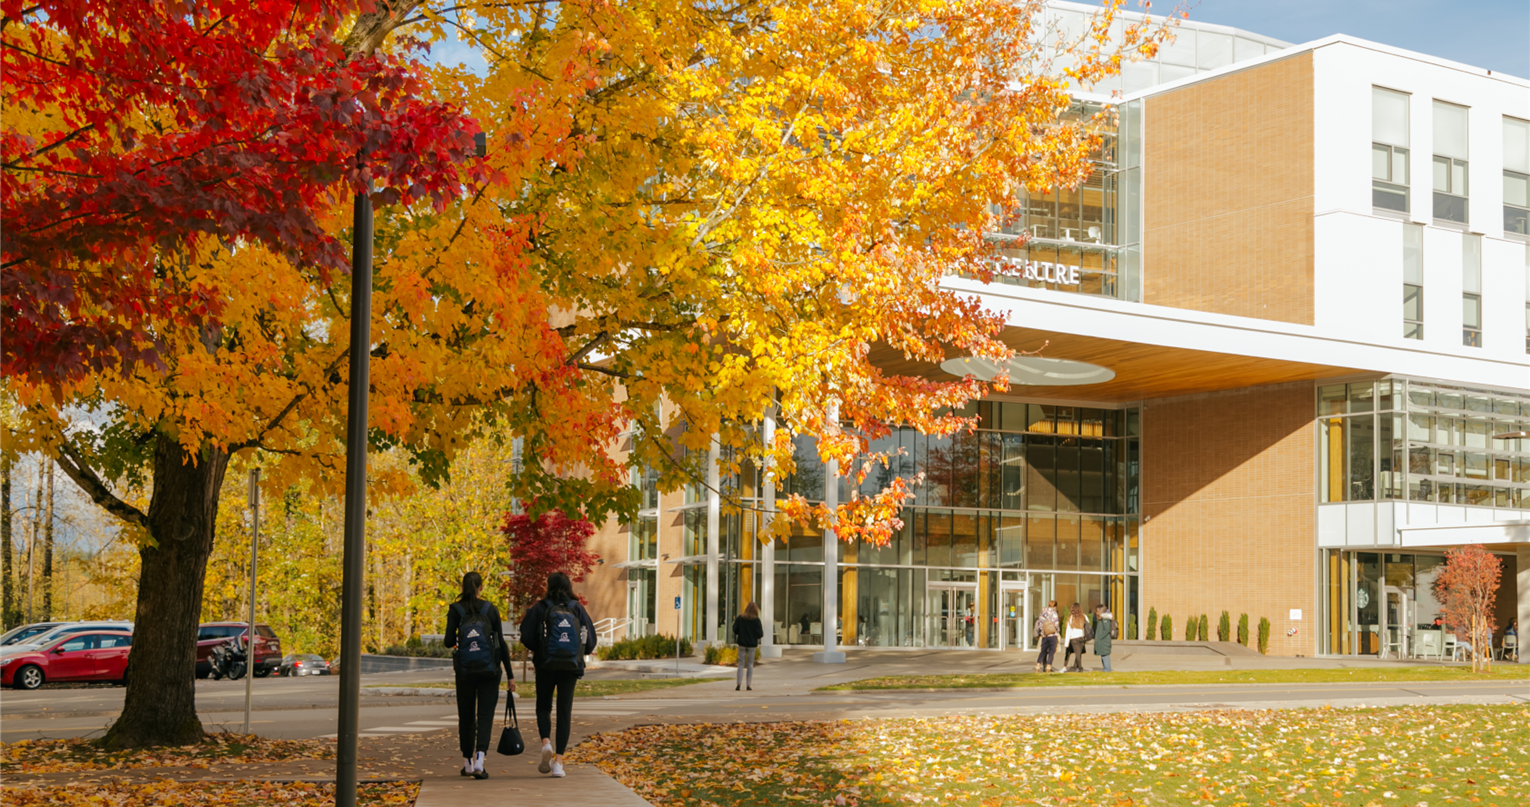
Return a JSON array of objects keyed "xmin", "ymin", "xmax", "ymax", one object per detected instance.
[
  {"xmin": 1031, "ymin": 600, "xmax": 1117, "ymax": 673},
  {"xmin": 446, "ymin": 570, "xmax": 596, "ymax": 781}
]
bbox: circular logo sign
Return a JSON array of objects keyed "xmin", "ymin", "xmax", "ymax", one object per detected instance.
[{"xmin": 1356, "ymin": 588, "xmax": 1370, "ymax": 609}]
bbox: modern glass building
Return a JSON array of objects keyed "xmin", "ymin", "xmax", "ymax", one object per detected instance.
[{"xmin": 586, "ymin": 5, "xmax": 1530, "ymax": 659}]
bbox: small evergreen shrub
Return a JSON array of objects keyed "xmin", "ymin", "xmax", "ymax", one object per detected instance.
[
  {"xmin": 1159, "ymin": 614, "xmax": 1173, "ymax": 641},
  {"xmin": 1198, "ymin": 614, "xmax": 1209, "ymax": 642},
  {"xmin": 1184, "ymin": 615, "xmax": 1196, "ymax": 641},
  {"xmin": 1237, "ymin": 613, "xmax": 1250, "ymax": 646},
  {"xmin": 1257, "ymin": 617, "xmax": 1271, "ymax": 654},
  {"xmin": 1126, "ymin": 613, "xmax": 1138, "ymax": 641},
  {"xmin": 596, "ymin": 634, "xmax": 693, "ymax": 661},
  {"xmin": 704, "ymin": 645, "xmax": 740, "ymax": 666},
  {"xmin": 1146, "ymin": 608, "xmax": 1158, "ymax": 641},
  {"xmin": 1217, "ymin": 611, "xmax": 1231, "ymax": 643}
]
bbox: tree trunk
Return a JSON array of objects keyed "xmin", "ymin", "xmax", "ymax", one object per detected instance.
[
  {"xmin": 42, "ymin": 460, "xmax": 54, "ymax": 619},
  {"xmin": 101, "ymin": 434, "xmax": 230, "ymax": 749},
  {"xmin": 2, "ymin": 451, "xmax": 14, "ymax": 628}
]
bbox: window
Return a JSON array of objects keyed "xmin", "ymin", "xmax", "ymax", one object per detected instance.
[
  {"xmin": 1524, "ymin": 244, "xmax": 1530, "ymax": 353},
  {"xmin": 1462, "ymin": 236, "xmax": 1482, "ymax": 347},
  {"xmin": 1372, "ymin": 88, "xmax": 1411, "ymax": 213},
  {"xmin": 1432, "ymin": 101, "xmax": 1469, "ymax": 224},
  {"xmin": 1505, "ymin": 117, "xmax": 1530, "ymax": 236},
  {"xmin": 1403, "ymin": 224, "xmax": 1424, "ymax": 339}
]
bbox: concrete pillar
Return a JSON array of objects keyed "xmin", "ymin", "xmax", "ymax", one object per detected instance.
[
  {"xmin": 814, "ymin": 403, "xmax": 845, "ymax": 664},
  {"xmin": 760, "ymin": 406, "xmax": 781, "ymax": 658},
  {"xmin": 1518, "ymin": 546, "xmax": 1529, "ymax": 664},
  {"xmin": 705, "ymin": 439, "xmax": 720, "ymax": 647}
]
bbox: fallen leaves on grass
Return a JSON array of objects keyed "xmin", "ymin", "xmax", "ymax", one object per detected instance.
[
  {"xmin": 0, "ymin": 733, "xmax": 335, "ymax": 774},
  {"xmin": 571, "ymin": 705, "xmax": 1530, "ymax": 806},
  {"xmin": 1, "ymin": 780, "xmax": 417, "ymax": 806}
]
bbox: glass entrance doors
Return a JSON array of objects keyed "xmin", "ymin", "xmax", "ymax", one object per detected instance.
[
  {"xmin": 999, "ymin": 582, "xmax": 1029, "ymax": 651},
  {"xmin": 926, "ymin": 583, "xmax": 978, "ymax": 648}
]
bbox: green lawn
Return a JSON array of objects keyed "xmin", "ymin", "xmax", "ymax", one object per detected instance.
[
  {"xmin": 573, "ymin": 705, "xmax": 1530, "ymax": 806},
  {"xmin": 821, "ymin": 665, "xmax": 1530, "ymax": 690},
  {"xmin": 365, "ymin": 677, "xmax": 710, "ymax": 697}
]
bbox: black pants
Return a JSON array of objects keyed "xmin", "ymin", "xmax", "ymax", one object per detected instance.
[
  {"xmin": 1036, "ymin": 635, "xmax": 1057, "ymax": 668},
  {"xmin": 535, "ymin": 668, "xmax": 579, "ymax": 754},
  {"xmin": 1065, "ymin": 638, "xmax": 1086, "ymax": 670},
  {"xmin": 455, "ymin": 671, "xmax": 501, "ymax": 757}
]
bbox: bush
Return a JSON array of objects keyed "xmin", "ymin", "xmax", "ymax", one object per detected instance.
[
  {"xmin": 1159, "ymin": 614, "xmax": 1173, "ymax": 641},
  {"xmin": 1184, "ymin": 615, "xmax": 1196, "ymax": 641},
  {"xmin": 1217, "ymin": 611, "xmax": 1231, "ymax": 643},
  {"xmin": 1257, "ymin": 617, "xmax": 1271, "ymax": 654},
  {"xmin": 1146, "ymin": 608, "xmax": 1158, "ymax": 641},
  {"xmin": 596, "ymin": 634, "xmax": 693, "ymax": 661},
  {"xmin": 704, "ymin": 645, "xmax": 740, "ymax": 666},
  {"xmin": 381, "ymin": 642, "xmax": 452, "ymax": 659},
  {"xmin": 1237, "ymin": 613, "xmax": 1250, "ymax": 646},
  {"xmin": 1198, "ymin": 614, "xmax": 1209, "ymax": 642},
  {"xmin": 1126, "ymin": 613, "xmax": 1138, "ymax": 641}
]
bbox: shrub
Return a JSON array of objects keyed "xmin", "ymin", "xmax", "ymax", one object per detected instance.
[
  {"xmin": 1146, "ymin": 608, "xmax": 1158, "ymax": 641},
  {"xmin": 1257, "ymin": 617, "xmax": 1271, "ymax": 654},
  {"xmin": 1126, "ymin": 613, "xmax": 1138, "ymax": 641},
  {"xmin": 381, "ymin": 641, "xmax": 451, "ymax": 659},
  {"xmin": 1237, "ymin": 613, "xmax": 1249, "ymax": 646},
  {"xmin": 704, "ymin": 645, "xmax": 740, "ymax": 666},
  {"xmin": 1184, "ymin": 615, "xmax": 1196, "ymax": 641},
  {"xmin": 1198, "ymin": 614, "xmax": 1209, "ymax": 642},
  {"xmin": 1159, "ymin": 614, "xmax": 1173, "ymax": 641},
  {"xmin": 1217, "ymin": 611, "xmax": 1231, "ymax": 642},
  {"xmin": 596, "ymin": 634, "xmax": 693, "ymax": 661}
]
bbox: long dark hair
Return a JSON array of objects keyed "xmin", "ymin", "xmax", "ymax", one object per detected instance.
[
  {"xmin": 545, "ymin": 571, "xmax": 574, "ymax": 604},
  {"xmin": 459, "ymin": 571, "xmax": 484, "ymax": 606}
]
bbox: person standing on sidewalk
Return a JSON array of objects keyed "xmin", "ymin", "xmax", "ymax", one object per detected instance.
[
  {"xmin": 1062, "ymin": 603, "xmax": 1088, "ymax": 673},
  {"xmin": 445, "ymin": 571, "xmax": 515, "ymax": 780},
  {"xmin": 732, "ymin": 601, "xmax": 764, "ymax": 691},
  {"xmin": 1092, "ymin": 604, "xmax": 1117, "ymax": 672},
  {"xmin": 1033, "ymin": 600, "xmax": 1059, "ymax": 673},
  {"xmin": 519, "ymin": 572, "xmax": 596, "ymax": 779}
]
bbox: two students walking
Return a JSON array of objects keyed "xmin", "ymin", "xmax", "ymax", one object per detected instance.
[{"xmin": 448, "ymin": 570, "xmax": 595, "ymax": 781}]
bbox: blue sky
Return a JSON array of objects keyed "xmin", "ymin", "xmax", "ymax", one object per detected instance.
[{"xmin": 1186, "ymin": 0, "xmax": 1530, "ymax": 78}]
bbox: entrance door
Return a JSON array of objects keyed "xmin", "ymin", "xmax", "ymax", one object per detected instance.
[
  {"xmin": 999, "ymin": 582, "xmax": 1029, "ymax": 651},
  {"xmin": 926, "ymin": 584, "xmax": 978, "ymax": 648},
  {"xmin": 1026, "ymin": 573, "xmax": 1056, "ymax": 649},
  {"xmin": 1380, "ymin": 586, "xmax": 1411, "ymax": 658}
]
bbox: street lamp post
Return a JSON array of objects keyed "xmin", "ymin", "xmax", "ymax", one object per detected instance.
[{"xmin": 244, "ymin": 467, "xmax": 260, "ymax": 735}]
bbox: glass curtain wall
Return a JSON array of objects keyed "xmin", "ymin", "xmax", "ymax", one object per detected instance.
[
  {"xmin": 1318, "ymin": 379, "xmax": 1530, "ymax": 508},
  {"xmin": 727, "ymin": 402, "xmax": 1142, "ymax": 650},
  {"xmin": 1322, "ymin": 550, "xmax": 1499, "ymax": 658}
]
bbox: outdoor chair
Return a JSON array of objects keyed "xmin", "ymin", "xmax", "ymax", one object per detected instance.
[{"xmin": 1497, "ymin": 635, "xmax": 1517, "ymax": 661}]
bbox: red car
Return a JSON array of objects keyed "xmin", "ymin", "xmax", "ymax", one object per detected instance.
[
  {"xmin": 2, "ymin": 631, "xmax": 134, "ymax": 689},
  {"xmin": 196, "ymin": 622, "xmax": 282, "ymax": 678}
]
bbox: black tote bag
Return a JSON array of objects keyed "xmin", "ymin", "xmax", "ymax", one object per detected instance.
[{"xmin": 496, "ymin": 691, "xmax": 525, "ymax": 756}]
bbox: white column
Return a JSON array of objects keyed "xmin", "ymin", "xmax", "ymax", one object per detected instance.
[
  {"xmin": 760, "ymin": 405, "xmax": 781, "ymax": 658},
  {"xmin": 705, "ymin": 438, "xmax": 721, "ymax": 647},
  {"xmin": 814, "ymin": 403, "xmax": 845, "ymax": 664},
  {"xmin": 1518, "ymin": 546, "xmax": 1529, "ymax": 664}
]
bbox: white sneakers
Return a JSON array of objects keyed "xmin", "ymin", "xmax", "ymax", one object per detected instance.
[
  {"xmin": 550, "ymin": 760, "xmax": 566, "ymax": 778},
  {"xmin": 538, "ymin": 741, "xmax": 554, "ymax": 774}
]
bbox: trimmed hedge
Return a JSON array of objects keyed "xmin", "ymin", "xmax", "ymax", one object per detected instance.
[
  {"xmin": 1217, "ymin": 611, "xmax": 1231, "ymax": 643},
  {"xmin": 704, "ymin": 645, "xmax": 740, "ymax": 666},
  {"xmin": 1184, "ymin": 615, "xmax": 1196, "ymax": 641},
  {"xmin": 1146, "ymin": 608, "xmax": 1158, "ymax": 642},
  {"xmin": 1237, "ymin": 613, "xmax": 1250, "ymax": 646},
  {"xmin": 1159, "ymin": 614, "xmax": 1173, "ymax": 642},
  {"xmin": 1257, "ymin": 617, "xmax": 1271, "ymax": 654},
  {"xmin": 1197, "ymin": 614, "xmax": 1209, "ymax": 642},
  {"xmin": 597, "ymin": 634, "xmax": 693, "ymax": 661},
  {"xmin": 1126, "ymin": 613, "xmax": 1138, "ymax": 641}
]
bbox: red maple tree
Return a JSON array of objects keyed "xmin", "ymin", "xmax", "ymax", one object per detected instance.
[
  {"xmin": 1431, "ymin": 544, "xmax": 1502, "ymax": 672},
  {"xmin": 2, "ymin": 0, "xmax": 484, "ymax": 385},
  {"xmin": 500, "ymin": 510, "xmax": 602, "ymax": 619}
]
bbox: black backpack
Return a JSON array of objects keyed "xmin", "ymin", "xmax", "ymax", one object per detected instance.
[
  {"xmin": 542, "ymin": 600, "xmax": 583, "ymax": 671},
  {"xmin": 455, "ymin": 601, "xmax": 497, "ymax": 674}
]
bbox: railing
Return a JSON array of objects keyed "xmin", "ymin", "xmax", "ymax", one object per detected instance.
[{"xmin": 593, "ymin": 617, "xmax": 631, "ymax": 646}]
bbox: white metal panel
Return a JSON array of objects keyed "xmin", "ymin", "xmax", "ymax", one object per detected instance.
[
  {"xmin": 1318, "ymin": 504, "xmax": 1348, "ymax": 547},
  {"xmin": 1435, "ymin": 504, "xmax": 1469, "ymax": 524},
  {"xmin": 1377, "ymin": 502, "xmax": 1398, "ymax": 546},
  {"xmin": 1465, "ymin": 505, "xmax": 1497, "ymax": 523},
  {"xmin": 1346, "ymin": 503, "xmax": 1377, "ymax": 546}
]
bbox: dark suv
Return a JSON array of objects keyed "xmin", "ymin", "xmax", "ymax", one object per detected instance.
[{"xmin": 195, "ymin": 622, "xmax": 282, "ymax": 678}]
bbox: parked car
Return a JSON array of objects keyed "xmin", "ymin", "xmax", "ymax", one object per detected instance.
[
  {"xmin": 0, "ymin": 622, "xmax": 133, "ymax": 657},
  {"xmin": 195, "ymin": 623, "xmax": 281, "ymax": 678},
  {"xmin": 0, "ymin": 622, "xmax": 67, "ymax": 646},
  {"xmin": 1, "ymin": 631, "xmax": 134, "ymax": 689},
  {"xmin": 278, "ymin": 653, "xmax": 332, "ymax": 677}
]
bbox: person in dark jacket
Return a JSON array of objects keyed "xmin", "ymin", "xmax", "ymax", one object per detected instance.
[
  {"xmin": 518, "ymin": 572, "xmax": 596, "ymax": 779},
  {"xmin": 1092, "ymin": 604, "xmax": 1116, "ymax": 672},
  {"xmin": 732, "ymin": 601, "xmax": 764, "ymax": 691},
  {"xmin": 445, "ymin": 571, "xmax": 515, "ymax": 780}
]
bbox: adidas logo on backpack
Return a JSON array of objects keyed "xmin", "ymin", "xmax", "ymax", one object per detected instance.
[{"xmin": 543, "ymin": 600, "xmax": 583, "ymax": 671}]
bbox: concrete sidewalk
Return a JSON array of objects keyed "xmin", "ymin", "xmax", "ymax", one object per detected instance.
[{"xmin": 413, "ymin": 754, "xmax": 649, "ymax": 807}]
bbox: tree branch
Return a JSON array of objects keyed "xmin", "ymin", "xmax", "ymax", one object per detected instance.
[{"xmin": 53, "ymin": 444, "xmax": 149, "ymax": 530}]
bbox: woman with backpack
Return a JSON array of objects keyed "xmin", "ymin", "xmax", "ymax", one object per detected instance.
[
  {"xmin": 518, "ymin": 571, "xmax": 596, "ymax": 779},
  {"xmin": 732, "ymin": 601, "xmax": 764, "ymax": 691},
  {"xmin": 1033, "ymin": 600, "xmax": 1059, "ymax": 673},
  {"xmin": 1062, "ymin": 603, "xmax": 1088, "ymax": 673},
  {"xmin": 445, "ymin": 571, "xmax": 515, "ymax": 780}
]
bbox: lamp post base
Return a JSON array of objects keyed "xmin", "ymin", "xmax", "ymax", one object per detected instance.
[{"xmin": 811, "ymin": 650, "xmax": 846, "ymax": 664}]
